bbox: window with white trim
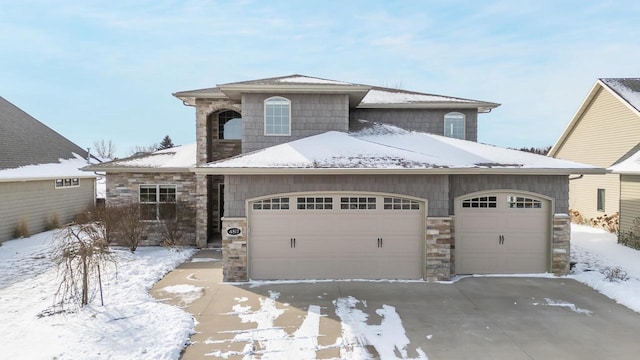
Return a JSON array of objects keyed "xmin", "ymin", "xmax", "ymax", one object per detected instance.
[
  {"xmin": 55, "ymin": 178, "xmax": 80, "ymax": 189},
  {"xmin": 140, "ymin": 185, "xmax": 177, "ymax": 220},
  {"xmin": 597, "ymin": 188, "xmax": 605, "ymax": 212},
  {"xmin": 444, "ymin": 112, "xmax": 465, "ymax": 139},
  {"xmin": 507, "ymin": 196, "xmax": 542, "ymax": 209},
  {"xmin": 264, "ymin": 97, "xmax": 291, "ymax": 136},
  {"xmin": 252, "ymin": 197, "xmax": 290, "ymax": 210}
]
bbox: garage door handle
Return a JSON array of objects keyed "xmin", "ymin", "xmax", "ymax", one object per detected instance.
[
  {"xmin": 293, "ymin": 238, "xmax": 296, "ymax": 248},
  {"xmin": 499, "ymin": 235, "xmax": 504, "ymax": 245},
  {"xmin": 377, "ymin": 238, "xmax": 383, "ymax": 248}
]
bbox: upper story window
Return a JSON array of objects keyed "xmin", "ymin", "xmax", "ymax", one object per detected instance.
[
  {"xmin": 264, "ymin": 97, "xmax": 291, "ymax": 136},
  {"xmin": 218, "ymin": 110, "xmax": 242, "ymax": 140},
  {"xmin": 444, "ymin": 112, "xmax": 465, "ymax": 139}
]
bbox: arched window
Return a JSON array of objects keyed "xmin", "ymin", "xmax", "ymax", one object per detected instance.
[
  {"xmin": 444, "ymin": 112, "xmax": 465, "ymax": 139},
  {"xmin": 218, "ymin": 110, "xmax": 242, "ymax": 140},
  {"xmin": 264, "ymin": 97, "xmax": 291, "ymax": 136}
]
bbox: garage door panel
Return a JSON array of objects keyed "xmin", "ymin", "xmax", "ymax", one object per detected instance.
[
  {"xmin": 249, "ymin": 194, "xmax": 424, "ymax": 280},
  {"xmin": 456, "ymin": 192, "xmax": 550, "ymax": 275}
]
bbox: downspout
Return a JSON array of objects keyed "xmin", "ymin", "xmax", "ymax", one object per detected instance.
[{"xmin": 568, "ymin": 174, "xmax": 583, "ymax": 181}]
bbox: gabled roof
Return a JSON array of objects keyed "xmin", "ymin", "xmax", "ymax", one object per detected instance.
[
  {"xmin": 198, "ymin": 122, "xmax": 602, "ymax": 175},
  {"xmin": 173, "ymin": 74, "xmax": 500, "ymax": 111},
  {"xmin": 0, "ymin": 96, "xmax": 96, "ymax": 180},
  {"xmin": 83, "ymin": 143, "xmax": 196, "ymax": 173},
  {"xmin": 549, "ymin": 78, "xmax": 640, "ymax": 157}
]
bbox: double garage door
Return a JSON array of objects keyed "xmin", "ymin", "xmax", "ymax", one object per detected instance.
[
  {"xmin": 455, "ymin": 192, "xmax": 551, "ymax": 274},
  {"xmin": 248, "ymin": 193, "xmax": 424, "ymax": 280}
]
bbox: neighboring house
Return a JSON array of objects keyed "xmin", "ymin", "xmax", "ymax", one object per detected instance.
[
  {"xmin": 86, "ymin": 75, "xmax": 601, "ymax": 282},
  {"xmin": 549, "ymin": 78, "xmax": 640, "ymax": 233},
  {"xmin": 0, "ymin": 96, "xmax": 97, "ymax": 242}
]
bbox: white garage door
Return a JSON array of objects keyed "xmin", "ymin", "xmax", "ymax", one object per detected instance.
[
  {"xmin": 249, "ymin": 194, "xmax": 424, "ymax": 280},
  {"xmin": 455, "ymin": 192, "xmax": 550, "ymax": 274}
]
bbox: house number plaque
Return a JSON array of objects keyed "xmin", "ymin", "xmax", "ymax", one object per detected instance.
[{"xmin": 227, "ymin": 227, "xmax": 242, "ymax": 236}]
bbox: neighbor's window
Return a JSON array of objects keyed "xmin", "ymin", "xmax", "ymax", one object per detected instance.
[
  {"xmin": 55, "ymin": 178, "xmax": 80, "ymax": 189},
  {"xmin": 597, "ymin": 188, "xmax": 605, "ymax": 212},
  {"xmin": 264, "ymin": 97, "xmax": 291, "ymax": 136},
  {"xmin": 140, "ymin": 185, "xmax": 177, "ymax": 221},
  {"xmin": 444, "ymin": 112, "xmax": 465, "ymax": 139}
]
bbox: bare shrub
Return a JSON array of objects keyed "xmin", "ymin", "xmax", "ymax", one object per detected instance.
[
  {"xmin": 13, "ymin": 218, "xmax": 30, "ymax": 238},
  {"xmin": 52, "ymin": 223, "xmax": 116, "ymax": 309},
  {"xmin": 618, "ymin": 217, "xmax": 640, "ymax": 250},
  {"xmin": 45, "ymin": 213, "xmax": 60, "ymax": 231},
  {"xmin": 599, "ymin": 266, "xmax": 629, "ymax": 282},
  {"xmin": 569, "ymin": 209, "xmax": 588, "ymax": 224},
  {"xmin": 160, "ymin": 201, "xmax": 195, "ymax": 248},
  {"xmin": 114, "ymin": 202, "xmax": 148, "ymax": 252},
  {"xmin": 591, "ymin": 212, "xmax": 619, "ymax": 234}
]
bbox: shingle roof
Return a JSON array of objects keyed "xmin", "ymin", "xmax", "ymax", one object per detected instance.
[
  {"xmin": 83, "ymin": 143, "xmax": 196, "ymax": 172},
  {"xmin": 600, "ymin": 78, "xmax": 640, "ymax": 113},
  {"xmin": 201, "ymin": 122, "xmax": 601, "ymax": 175},
  {"xmin": 0, "ymin": 97, "xmax": 89, "ymax": 171},
  {"xmin": 173, "ymin": 74, "xmax": 500, "ymax": 111}
]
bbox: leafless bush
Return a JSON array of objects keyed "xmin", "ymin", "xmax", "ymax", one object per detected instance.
[
  {"xmin": 591, "ymin": 212, "xmax": 619, "ymax": 234},
  {"xmin": 618, "ymin": 217, "xmax": 640, "ymax": 250},
  {"xmin": 599, "ymin": 266, "xmax": 629, "ymax": 282},
  {"xmin": 160, "ymin": 201, "xmax": 195, "ymax": 248},
  {"xmin": 45, "ymin": 213, "xmax": 60, "ymax": 231},
  {"xmin": 52, "ymin": 223, "xmax": 117, "ymax": 309},
  {"xmin": 113, "ymin": 202, "xmax": 148, "ymax": 252},
  {"xmin": 13, "ymin": 218, "xmax": 30, "ymax": 238},
  {"xmin": 569, "ymin": 209, "xmax": 588, "ymax": 225}
]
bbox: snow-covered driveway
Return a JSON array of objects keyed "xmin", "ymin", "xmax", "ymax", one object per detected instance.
[{"xmin": 156, "ymin": 249, "xmax": 640, "ymax": 360}]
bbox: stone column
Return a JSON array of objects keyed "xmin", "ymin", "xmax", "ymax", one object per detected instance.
[
  {"xmin": 195, "ymin": 174, "xmax": 208, "ymax": 248},
  {"xmin": 221, "ymin": 217, "xmax": 248, "ymax": 282},
  {"xmin": 552, "ymin": 213, "xmax": 571, "ymax": 276},
  {"xmin": 425, "ymin": 216, "xmax": 454, "ymax": 281}
]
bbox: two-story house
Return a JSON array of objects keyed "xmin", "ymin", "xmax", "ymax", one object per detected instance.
[{"xmin": 87, "ymin": 75, "xmax": 601, "ymax": 282}]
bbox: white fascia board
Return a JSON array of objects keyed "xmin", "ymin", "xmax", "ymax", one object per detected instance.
[
  {"xmin": 0, "ymin": 175, "xmax": 97, "ymax": 183},
  {"xmin": 356, "ymin": 102, "xmax": 498, "ymax": 110},
  {"xmin": 192, "ymin": 167, "xmax": 605, "ymax": 176},
  {"xmin": 82, "ymin": 166, "xmax": 194, "ymax": 173}
]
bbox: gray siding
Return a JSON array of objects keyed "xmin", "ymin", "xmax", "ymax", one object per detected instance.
[
  {"xmin": 241, "ymin": 93, "xmax": 349, "ymax": 152},
  {"xmin": 0, "ymin": 179, "xmax": 95, "ymax": 242},
  {"xmin": 449, "ymin": 175, "xmax": 569, "ymax": 214},
  {"xmin": 620, "ymin": 175, "xmax": 640, "ymax": 233},
  {"xmin": 349, "ymin": 108, "xmax": 478, "ymax": 141},
  {"xmin": 225, "ymin": 174, "xmax": 449, "ymax": 217}
]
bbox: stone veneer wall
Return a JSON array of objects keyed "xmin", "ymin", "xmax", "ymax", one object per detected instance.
[
  {"xmin": 194, "ymin": 98, "xmax": 241, "ymax": 166},
  {"xmin": 552, "ymin": 214, "xmax": 571, "ymax": 276},
  {"xmin": 105, "ymin": 172, "xmax": 197, "ymax": 246},
  {"xmin": 426, "ymin": 217, "xmax": 454, "ymax": 281},
  {"xmin": 221, "ymin": 217, "xmax": 248, "ymax": 281}
]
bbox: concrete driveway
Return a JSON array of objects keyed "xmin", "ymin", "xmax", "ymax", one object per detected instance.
[{"xmin": 151, "ymin": 251, "xmax": 640, "ymax": 359}]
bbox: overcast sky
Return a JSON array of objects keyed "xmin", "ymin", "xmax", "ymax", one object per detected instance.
[{"xmin": 2, "ymin": 0, "xmax": 639, "ymax": 157}]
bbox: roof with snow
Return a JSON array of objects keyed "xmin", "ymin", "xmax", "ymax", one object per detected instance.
[
  {"xmin": 600, "ymin": 78, "xmax": 640, "ymax": 113},
  {"xmin": 0, "ymin": 96, "xmax": 91, "ymax": 171},
  {"xmin": 173, "ymin": 74, "xmax": 499, "ymax": 111},
  {"xmin": 83, "ymin": 143, "xmax": 196, "ymax": 172},
  {"xmin": 200, "ymin": 123, "xmax": 602, "ymax": 175}
]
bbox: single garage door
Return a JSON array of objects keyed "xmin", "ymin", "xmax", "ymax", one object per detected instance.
[
  {"xmin": 249, "ymin": 193, "xmax": 424, "ymax": 280},
  {"xmin": 455, "ymin": 192, "xmax": 550, "ymax": 274}
]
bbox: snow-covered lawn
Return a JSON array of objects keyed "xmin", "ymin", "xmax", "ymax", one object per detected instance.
[
  {"xmin": 1, "ymin": 224, "xmax": 639, "ymax": 359},
  {"xmin": 0, "ymin": 230, "xmax": 196, "ymax": 359},
  {"xmin": 569, "ymin": 224, "xmax": 640, "ymax": 312}
]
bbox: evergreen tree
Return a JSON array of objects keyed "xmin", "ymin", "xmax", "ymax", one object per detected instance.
[{"xmin": 158, "ymin": 135, "xmax": 174, "ymax": 150}]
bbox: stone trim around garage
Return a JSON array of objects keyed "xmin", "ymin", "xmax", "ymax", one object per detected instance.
[
  {"xmin": 552, "ymin": 213, "xmax": 571, "ymax": 276},
  {"xmin": 426, "ymin": 216, "xmax": 454, "ymax": 281},
  {"xmin": 221, "ymin": 217, "xmax": 248, "ymax": 282}
]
